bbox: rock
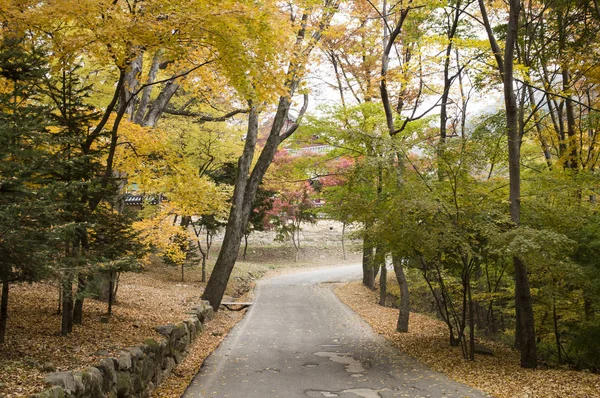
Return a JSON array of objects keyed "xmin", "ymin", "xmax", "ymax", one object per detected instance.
[
  {"xmin": 45, "ymin": 372, "xmax": 76, "ymax": 394},
  {"xmin": 474, "ymin": 343, "xmax": 494, "ymax": 356},
  {"xmin": 162, "ymin": 357, "xmax": 175, "ymax": 374},
  {"xmin": 127, "ymin": 346, "xmax": 146, "ymax": 372},
  {"xmin": 115, "ymin": 372, "xmax": 132, "ymax": 397},
  {"xmin": 204, "ymin": 307, "xmax": 214, "ymax": 321},
  {"xmin": 185, "ymin": 317, "xmax": 198, "ymax": 337},
  {"xmin": 94, "ymin": 350, "xmax": 110, "ymax": 357},
  {"xmin": 143, "ymin": 382, "xmax": 155, "ymax": 398},
  {"xmin": 172, "ymin": 350, "xmax": 184, "ymax": 364},
  {"xmin": 116, "ymin": 352, "xmax": 132, "ymax": 371},
  {"xmin": 30, "ymin": 386, "xmax": 65, "ymax": 398},
  {"xmin": 126, "ymin": 346, "xmax": 144, "ymax": 361},
  {"xmin": 143, "ymin": 338, "xmax": 159, "ymax": 350},
  {"xmin": 171, "ymin": 323, "xmax": 188, "ymax": 341},
  {"xmin": 72, "ymin": 372, "xmax": 85, "ymax": 395},
  {"xmin": 174, "ymin": 333, "xmax": 190, "ymax": 352},
  {"xmin": 85, "ymin": 367, "xmax": 104, "ymax": 398},
  {"xmin": 154, "ymin": 324, "xmax": 175, "ymax": 337},
  {"xmin": 130, "ymin": 373, "xmax": 143, "ymax": 394},
  {"xmin": 96, "ymin": 358, "xmax": 117, "ymax": 392},
  {"xmin": 197, "ymin": 301, "xmax": 214, "ymax": 322}
]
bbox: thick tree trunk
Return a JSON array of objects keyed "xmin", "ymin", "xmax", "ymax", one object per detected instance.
[
  {"xmin": 133, "ymin": 50, "xmax": 162, "ymax": 124},
  {"xmin": 142, "ymin": 81, "xmax": 179, "ymax": 127},
  {"xmin": 201, "ymin": 106, "xmax": 260, "ymax": 310},
  {"xmin": 120, "ymin": 52, "xmax": 143, "ymax": 117},
  {"xmin": 202, "ymin": 94, "xmax": 304, "ymax": 310},
  {"xmin": 0, "ymin": 281, "xmax": 8, "ymax": 344},
  {"xmin": 392, "ymin": 254, "xmax": 410, "ymax": 333}
]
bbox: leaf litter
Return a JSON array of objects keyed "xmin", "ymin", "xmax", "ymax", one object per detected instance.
[
  {"xmin": 0, "ymin": 264, "xmax": 242, "ymax": 398},
  {"xmin": 335, "ymin": 281, "xmax": 600, "ymax": 398}
]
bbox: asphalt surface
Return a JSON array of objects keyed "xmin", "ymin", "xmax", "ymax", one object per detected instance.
[{"xmin": 183, "ymin": 264, "xmax": 490, "ymax": 398}]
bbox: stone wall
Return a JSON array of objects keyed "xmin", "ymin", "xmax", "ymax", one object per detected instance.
[{"xmin": 32, "ymin": 301, "xmax": 215, "ymax": 398}]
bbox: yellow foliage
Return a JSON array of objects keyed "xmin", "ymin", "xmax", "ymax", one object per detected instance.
[
  {"xmin": 132, "ymin": 203, "xmax": 192, "ymax": 266},
  {"xmin": 114, "ymin": 118, "xmax": 232, "ymax": 218}
]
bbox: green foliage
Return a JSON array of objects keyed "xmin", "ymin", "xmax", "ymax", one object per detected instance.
[{"xmin": 0, "ymin": 36, "xmax": 54, "ymax": 284}]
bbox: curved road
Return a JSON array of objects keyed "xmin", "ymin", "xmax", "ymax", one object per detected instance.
[{"xmin": 183, "ymin": 264, "xmax": 489, "ymax": 398}]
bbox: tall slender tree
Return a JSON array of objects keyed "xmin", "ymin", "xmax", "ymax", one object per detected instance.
[{"xmin": 478, "ymin": 0, "xmax": 537, "ymax": 368}]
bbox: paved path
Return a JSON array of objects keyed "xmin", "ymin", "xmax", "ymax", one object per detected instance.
[{"xmin": 184, "ymin": 264, "xmax": 489, "ymax": 398}]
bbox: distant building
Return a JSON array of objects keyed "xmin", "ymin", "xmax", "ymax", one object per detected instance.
[{"xmin": 287, "ymin": 145, "xmax": 334, "ymax": 156}]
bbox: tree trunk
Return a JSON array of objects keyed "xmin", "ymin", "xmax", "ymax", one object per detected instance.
[
  {"xmin": 362, "ymin": 223, "xmax": 375, "ymax": 289},
  {"xmin": 392, "ymin": 253, "xmax": 410, "ymax": 333},
  {"xmin": 108, "ymin": 272, "xmax": 114, "ymax": 316},
  {"xmin": 553, "ymin": 298, "xmax": 562, "ymax": 364},
  {"xmin": 141, "ymin": 81, "xmax": 179, "ymax": 127},
  {"xmin": 243, "ymin": 233, "xmax": 249, "ymax": 259},
  {"xmin": 341, "ymin": 222, "xmax": 346, "ymax": 260},
  {"xmin": 133, "ymin": 50, "xmax": 162, "ymax": 124},
  {"xmin": 201, "ymin": 105, "xmax": 260, "ymax": 310},
  {"xmin": 480, "ymin": 0, "xmax": 537, "ymax": 368},
  {"xmin": 201, "ymin": 253, "xmax": 207, "ymax": 283},
  {"xmin": 57, "ymin": 283, "xmax": 62, "ymax": 315},
  {"xmin": 73, "ymin": 274, "xmax": 86, "ymax": 325},
  {"xmin": 362, "ymin": 240, "xmax": 374, "ymax": 289},
  {"xmin": 206, "ymin": 229, "xmax": 212, "ymax": 260},
  {"xmin": 379, "ymin": 262, "xmax": 387, "ymax": 306},
  {"xmin": 468, "ymin": 272, "xmax": 475, "ymax": 361},
  {"xmin": 61, "ymin": 272, "xmax": 74, "ymax": 336},
  {"xmin": 0, "ymin": 281, "xmax": 8, "ymax": 344},
  {"xmin": 200, "ymin": 4, "xmax": 336, "ymax": 310}
]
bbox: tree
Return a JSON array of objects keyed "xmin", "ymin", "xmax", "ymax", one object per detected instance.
[
  {"xmin": 479, "ymin": 0, "xmax": 538, "ymax": 368},
  {"xmin": 0, "ymin": 36, "xmax": 53, "ymax": 343},
  {"xmin": 202, "ymin": 0, "xmax": 342, "ymax": 310}
]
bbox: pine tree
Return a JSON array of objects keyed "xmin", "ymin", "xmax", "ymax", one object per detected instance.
[{"xmin": 0, "ymin": 36, "xmax": 53, "ymax": 344}]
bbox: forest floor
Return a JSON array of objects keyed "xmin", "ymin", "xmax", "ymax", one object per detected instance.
[
  {"xmin": 335, "ymin": 281, "xmax": 600, "ymax": 398},
  {"xmin": 0, "ymin": 220, "xmax": 359, "ymax": 398}
]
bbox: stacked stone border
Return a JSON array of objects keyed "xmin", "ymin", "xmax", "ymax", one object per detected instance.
[{"xmin": 31, "ymin": 301, "xmax": 215, "ymax": 398}]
